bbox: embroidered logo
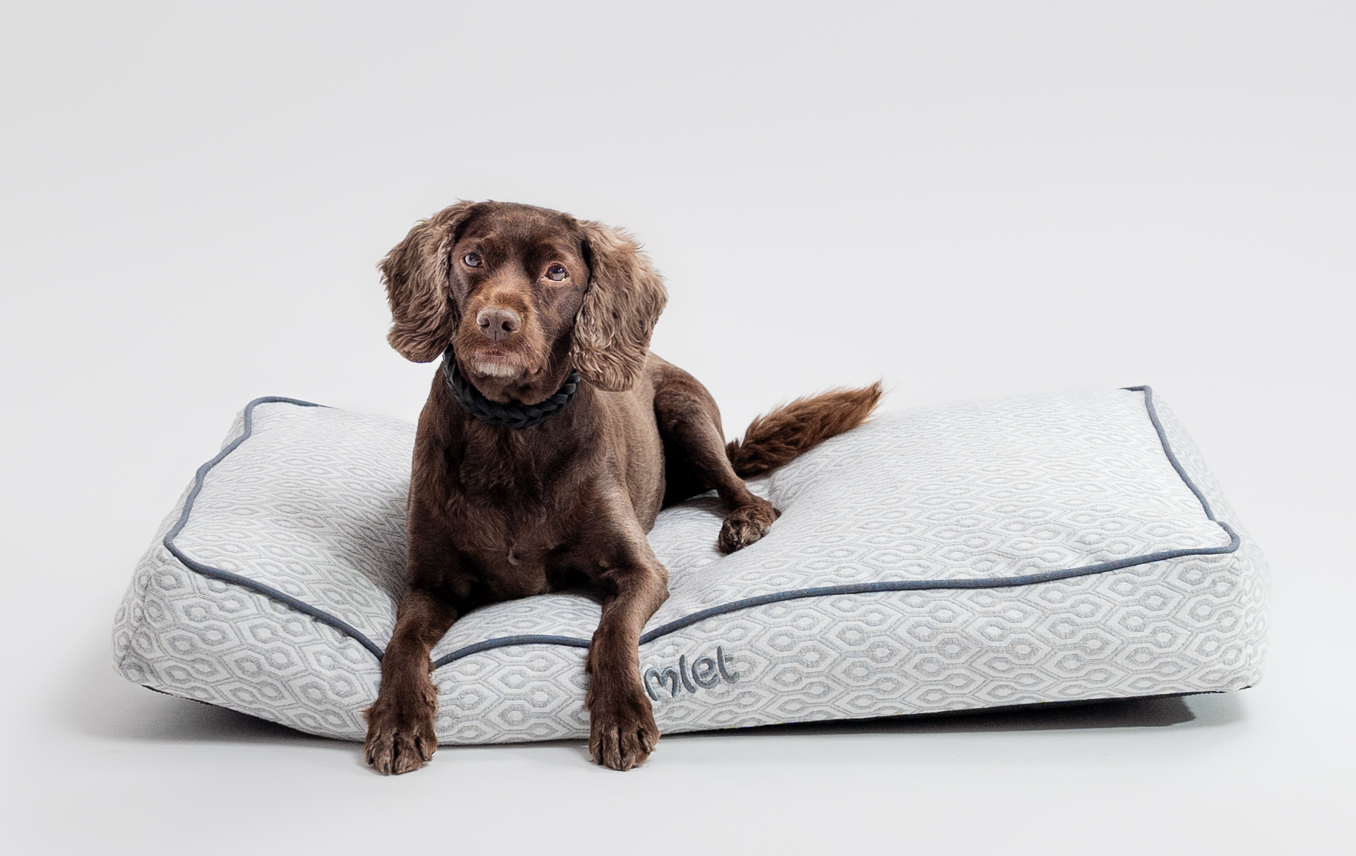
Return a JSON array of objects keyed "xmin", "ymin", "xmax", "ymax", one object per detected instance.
[{"xmin": 643, "ymin": 646, "xmax": 739, "ymax": 701}]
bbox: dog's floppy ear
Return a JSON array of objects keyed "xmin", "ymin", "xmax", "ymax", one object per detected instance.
[
  {"xmin": 379, "ymin": 201, "xmax": 478, "ymax": 363},
  {"xmin": 569, "ymin": 221, "xmax": 668, "ymax": 391}
]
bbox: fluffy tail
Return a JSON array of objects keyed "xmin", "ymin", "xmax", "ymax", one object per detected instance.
[{"xmin": 726, "ymin": 382, "xmax": 883, "ymax": 478}]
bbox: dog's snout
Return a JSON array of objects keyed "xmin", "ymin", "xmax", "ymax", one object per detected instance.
[{"xmin": 476, "ymin": 307, "xmax": 521, "ymax": 341}]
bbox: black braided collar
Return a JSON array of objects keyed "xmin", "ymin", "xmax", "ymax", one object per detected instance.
[{"xmin": 441, "ymin": 348, "xmax": 581, "ymax": 430}]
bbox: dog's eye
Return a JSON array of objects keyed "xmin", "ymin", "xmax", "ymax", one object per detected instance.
[
  {"xmin": 545, "ymin": 264, "xmax": 568, "ymax": 282},
  {"xmin": 462, "ymin": 252, "xmax": 482, "ymax": 268}
]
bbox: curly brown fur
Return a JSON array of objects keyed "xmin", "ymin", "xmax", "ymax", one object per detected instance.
[
  {"xmin": 569, "ymin": 220, "xmax": 668, "ymax": 392},
  {"xmin": 726, "ymin": 383, "xmax": 884, "ymax": 478},
  {"xmin": 380, "ymin": 202, "xmax": 478, "ymax": 363},
  {"xmin": 365, "ymin": 200, "xmax": 882, "ymax": 774}
]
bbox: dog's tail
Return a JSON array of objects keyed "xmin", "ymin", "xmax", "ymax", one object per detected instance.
[{"xmin": 725, "ymin": 382, "xmax": 883, "ymax": 479}]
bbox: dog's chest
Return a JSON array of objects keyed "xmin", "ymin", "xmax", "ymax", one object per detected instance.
[
  {"xmin": 434, "ymin": 422, "xmax": 605, "ymax": 601},
  {"xmin": 447, "ymin": 501, "xmax": 575, "ymax": 599}
]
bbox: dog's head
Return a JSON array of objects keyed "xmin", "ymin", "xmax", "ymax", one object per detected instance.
[{"xmin": 379, "ymin": 201, "xmax": 667, "ymax": 404}]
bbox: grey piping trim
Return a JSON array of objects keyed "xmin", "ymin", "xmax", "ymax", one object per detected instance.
[
  {"xmin": 433, "ymin": 635, "xmax": 593, "ymax": 665},
  {"xmin": 434, "ymin": 526, "xmax": 1241, "ymax": 666},
  {"xmin": 1124, "ymin": 385, "xmax": 1217, "ymax": 520},
  {"xmin": 162, "ymin": 387, "xmax": 1240, "ymax": 670},
  {"xmin": 633, "ymin": 524, "xmax": 1239, "ymax": 645},
  {"xmin": 161, "ymin": 396, "xmax": 387, "ymax": 662}
]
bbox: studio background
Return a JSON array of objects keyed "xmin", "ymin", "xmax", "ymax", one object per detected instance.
[{"xmin": 2, "ymin": 2, "xmax": 1351, "ymax": 853}]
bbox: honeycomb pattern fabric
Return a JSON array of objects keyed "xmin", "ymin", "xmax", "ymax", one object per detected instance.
[{"xmin": 112, "ymin": 388, "xmax": 1268, "ymax": 744}]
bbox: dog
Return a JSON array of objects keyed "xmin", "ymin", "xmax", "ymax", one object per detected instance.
[{"xmin": 364, "ymin": 200, "xmax": 881, "ymax": 773}]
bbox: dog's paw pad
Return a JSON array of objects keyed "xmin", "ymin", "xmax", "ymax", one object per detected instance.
[
  {"xmin": 588, "ymin": 693, "xmax": 660, "ymax": 772},
  {"xmin": 364, "ymin": 704, "xmax": 437, "ymax": 775}
]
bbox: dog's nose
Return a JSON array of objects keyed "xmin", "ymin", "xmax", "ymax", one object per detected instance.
[{"xmin": 476, "ymin": 307, "xmax": 521, "ymax": 342}]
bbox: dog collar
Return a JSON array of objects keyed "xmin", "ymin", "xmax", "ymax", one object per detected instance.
[{"xmin": 441, "ymin": 348, "xmax": 581, "ymax": 430}]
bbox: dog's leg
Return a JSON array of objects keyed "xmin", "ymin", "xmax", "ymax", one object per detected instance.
[
  {"xmin": 653, "ymin": 366, "xmax": 780, "ymax": 553},
  {"xmin": 585, "ymin": 536, "xmax": 669, "ymax": 771},
  {"xmin": 364, "ymin": 586, "xmax": 458, "ymax": 775}
]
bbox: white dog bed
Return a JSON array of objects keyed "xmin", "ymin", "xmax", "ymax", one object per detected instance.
[{"xmin": 112, "ymin": 387, "xmax": 1268, "ymax": 744}]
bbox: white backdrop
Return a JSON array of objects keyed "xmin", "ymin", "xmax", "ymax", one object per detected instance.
[{"xmin": 2, "ymin": 2, "xmax": 1351, "ymax": 853}]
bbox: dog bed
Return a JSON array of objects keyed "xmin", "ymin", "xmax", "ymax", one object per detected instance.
[{"xmin": 112, "ymin": 387, "xmax": 1268, "ymax": 744}]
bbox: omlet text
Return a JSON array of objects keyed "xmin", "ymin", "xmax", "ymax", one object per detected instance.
[{"xmin": 643, "ymin": 646, "xmax": 740, "ymax": 701}]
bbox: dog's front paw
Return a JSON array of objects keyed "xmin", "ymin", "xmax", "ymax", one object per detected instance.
[
  {"xmin": 718, "ymin": 498, "xmax": 781, "ymax": 554},
  {"xmin": 588, "ymin": 688, "xmax": 660, "ymax": 771},
  {"xmin": 364, "ymin": 695, "xmax": 437, "ymax": 776}
]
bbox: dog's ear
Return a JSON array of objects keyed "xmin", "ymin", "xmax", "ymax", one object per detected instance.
[
  {"xmin": 379, "ymin": 201, "xmax": 478, "ymax": 363},
  {"xmin": 569, "ymin": 221, "xmax": 668, "ymax": 391}
]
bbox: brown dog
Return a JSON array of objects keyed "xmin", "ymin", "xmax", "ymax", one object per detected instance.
[{"xmin": 364, "ymin": 201, "xmax": 880, "ymax": 773}]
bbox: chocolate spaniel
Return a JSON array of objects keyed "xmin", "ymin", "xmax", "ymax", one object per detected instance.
[{"xmin": 365, "ymin": 201, "xmax": 880, "ymax": 773}]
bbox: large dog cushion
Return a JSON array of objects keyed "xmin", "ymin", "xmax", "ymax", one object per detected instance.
[{"xmin": 112, "ymin": 387, "xmax": 1268, "ymax": 744}]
